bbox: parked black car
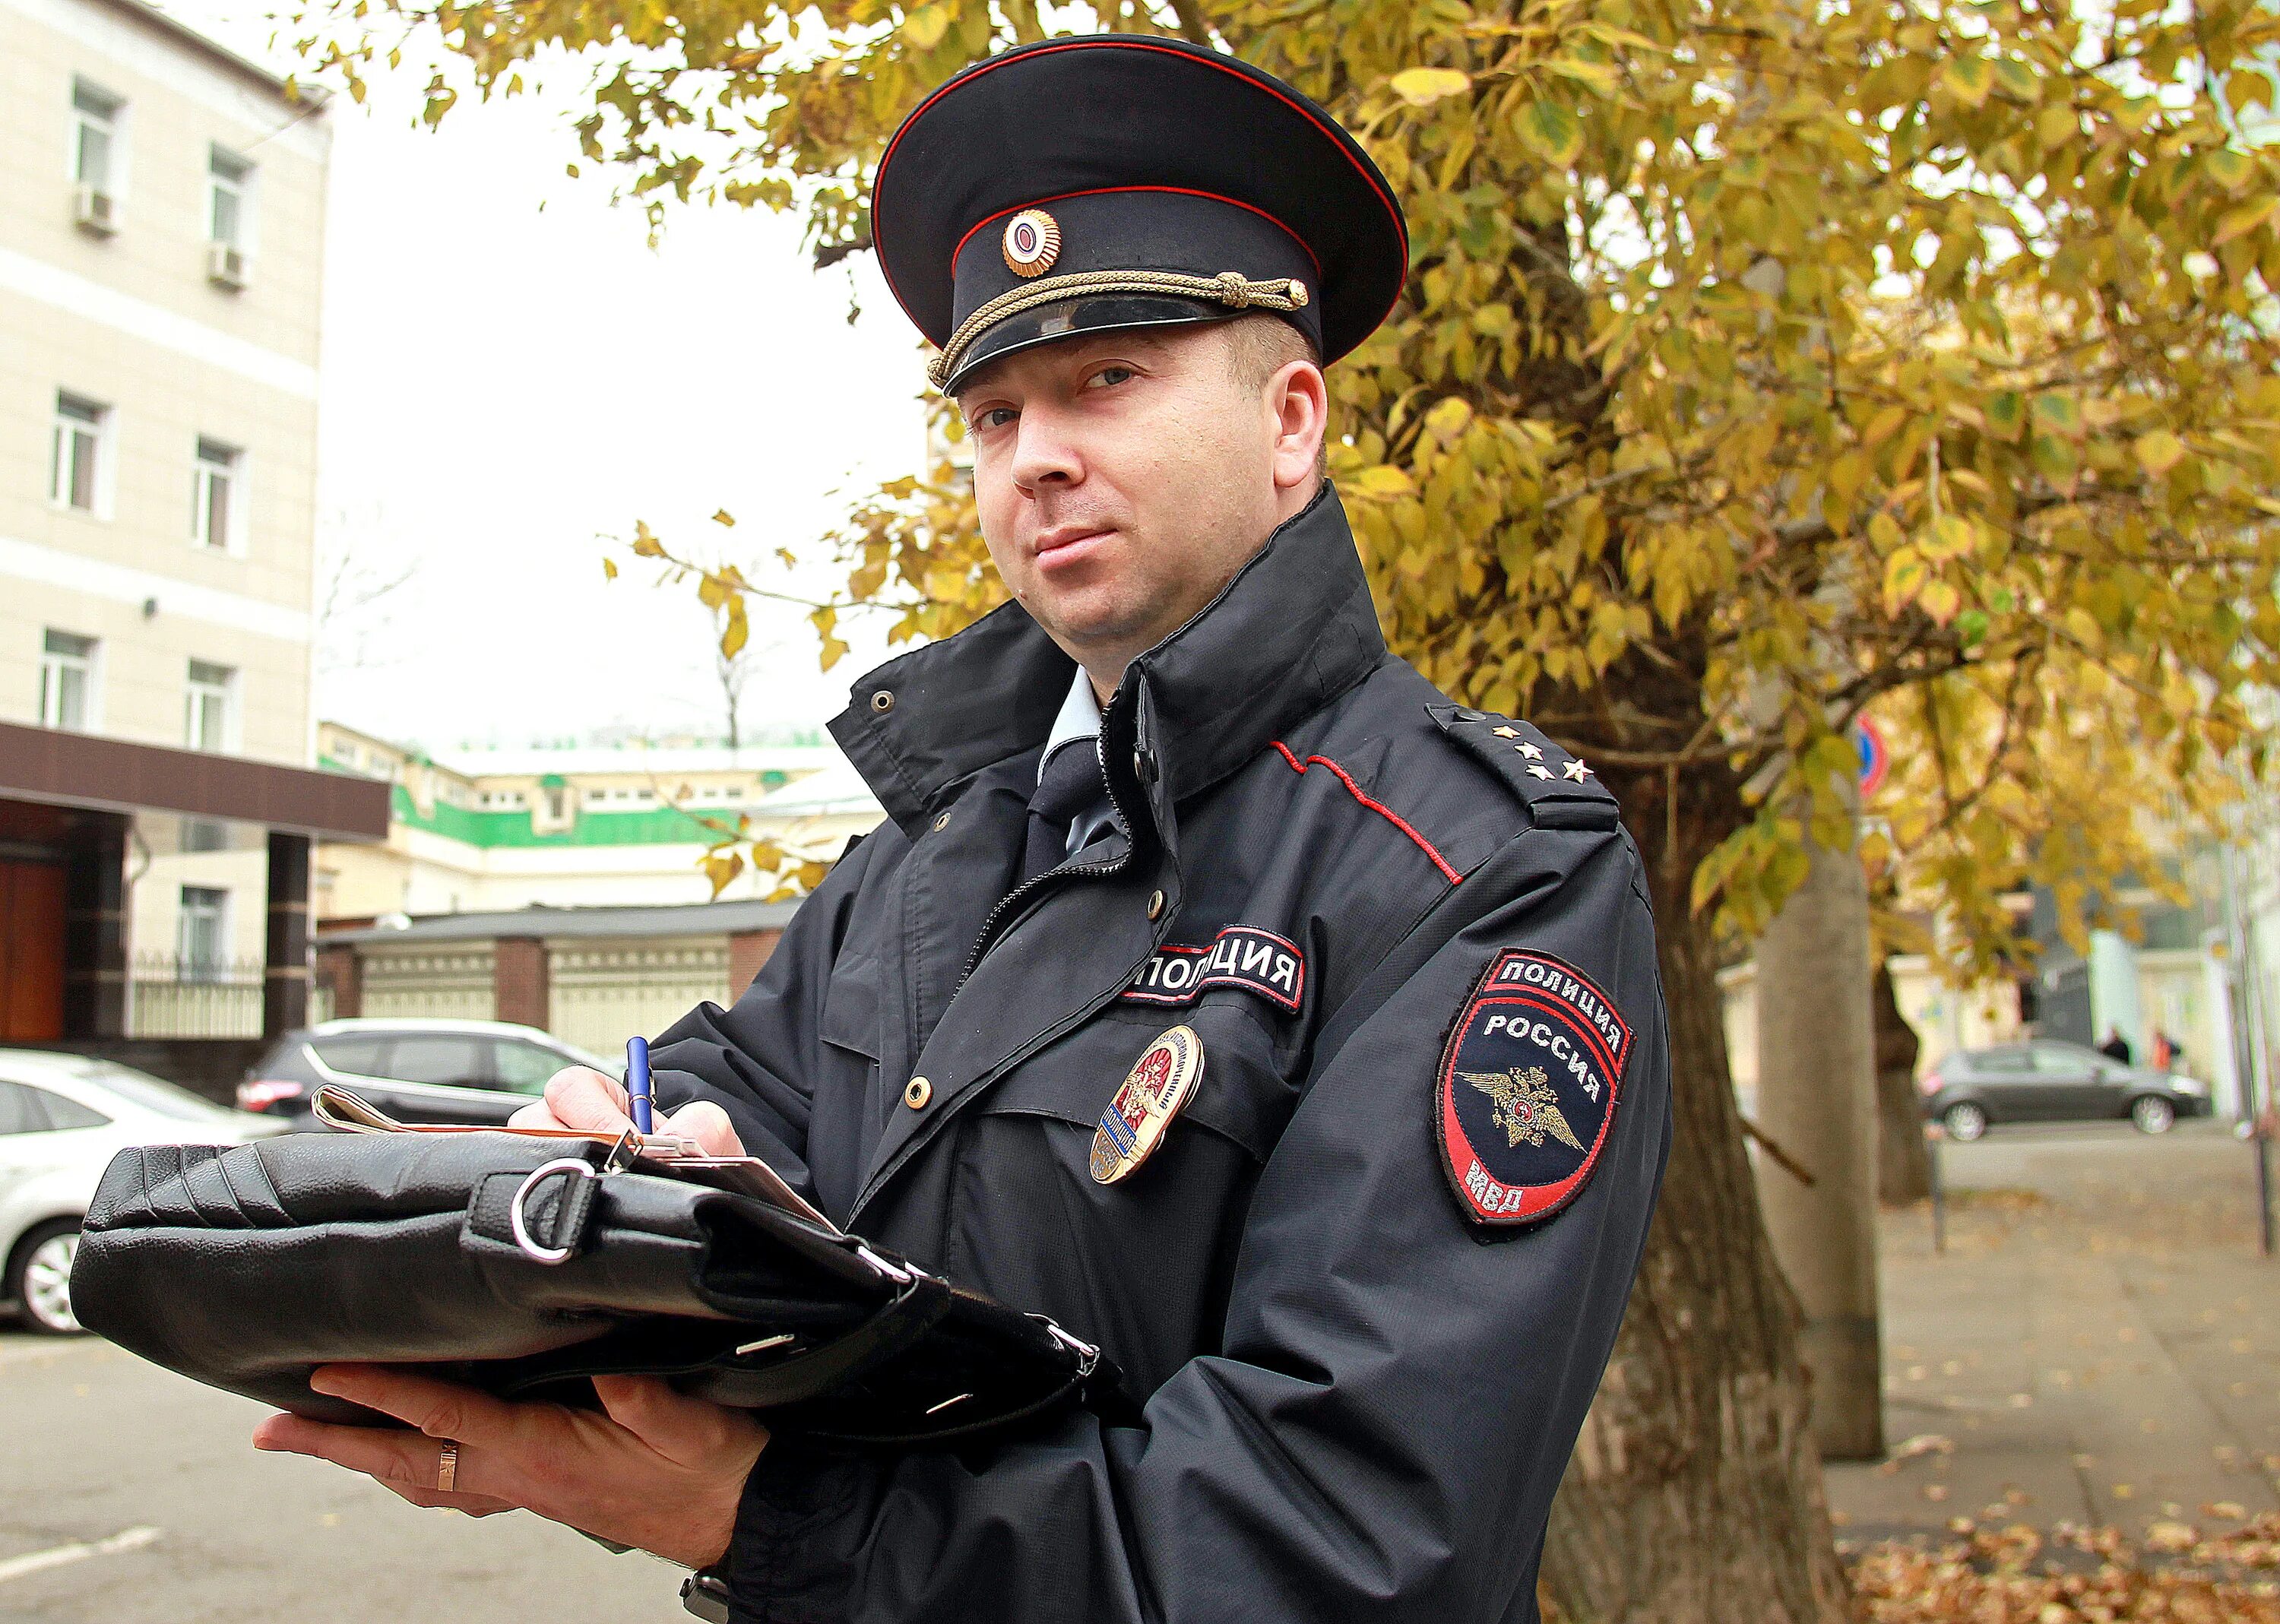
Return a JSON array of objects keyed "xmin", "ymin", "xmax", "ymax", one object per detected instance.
[
  {"xmin": 239, "ymin": 1018, "xmax": 622, "ymax": 1129},
  {"xmin": 1920, "ymin": 1040, "xmax": 2212, "ymax": 1141}
]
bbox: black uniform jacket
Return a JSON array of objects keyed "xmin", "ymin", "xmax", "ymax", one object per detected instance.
[{"xmin": 650, "ymin": 485, "xmax": 1673, "ymax": 1624}]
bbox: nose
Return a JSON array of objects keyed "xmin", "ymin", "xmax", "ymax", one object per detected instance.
[{"xmin": 1009, "ymin": 405, "xmax": 1081, "ymax": 495}]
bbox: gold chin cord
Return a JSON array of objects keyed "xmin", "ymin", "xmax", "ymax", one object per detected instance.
[{"xmin": 927, "ymin": 269, "xmax": 1311, "ymax": 389}]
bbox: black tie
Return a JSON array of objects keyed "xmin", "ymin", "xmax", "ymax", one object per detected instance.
[{"xmin": 1021, "ymin": 741, "xmax": 1107, "ymax": 884}]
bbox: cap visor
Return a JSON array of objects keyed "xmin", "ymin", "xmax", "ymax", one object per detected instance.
[{"xmin": 939, "ymin": 293, "xmax": 1244, "ymax": 394}]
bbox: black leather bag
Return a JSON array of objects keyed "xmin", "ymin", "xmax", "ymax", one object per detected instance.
[{"xmin": 70, "ymin": 1129, "xmax": 1129, "ymax": 1447}]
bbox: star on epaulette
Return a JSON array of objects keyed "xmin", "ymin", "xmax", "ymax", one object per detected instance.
[
  {"xmin": 1491, "ymin": 726, "xmax": 1520, "ymax": 739},
  {"xmin": 1563, "ymin": 758, "xmax": 1592, "ymax": 781},
  {"xmin": 1527, "ymin": 765, "xmax": 1554, "ymax": 780},
  {"xmin": 1518, "ymin": 742, "xmax": 1544, "ymax": 760}
]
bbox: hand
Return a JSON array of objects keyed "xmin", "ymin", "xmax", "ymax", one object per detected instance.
[
  {"xmin": 252, "ymin": 1365, "xmax": 767, "ymax": 1569},
  {"xmin": 509, "ymin": 1066, "xmax": 745, "ymax": 1157}
]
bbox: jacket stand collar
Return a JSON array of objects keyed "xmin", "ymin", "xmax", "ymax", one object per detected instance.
[{"xmin": 831, "ymin": 484, "xmax": 1387, "ymax": 837}]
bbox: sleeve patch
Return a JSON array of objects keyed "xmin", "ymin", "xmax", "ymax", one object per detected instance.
[{"xmin": 1435, "ymin": 949, "xmax": 1629, "ymax": 1227}]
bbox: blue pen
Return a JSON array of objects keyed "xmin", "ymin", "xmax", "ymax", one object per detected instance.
[{"xmin": 626, "ymin": 1036, "xmax": 654, "ymax": 1134}]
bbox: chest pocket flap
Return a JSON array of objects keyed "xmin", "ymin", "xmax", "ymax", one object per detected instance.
[
  {"xmin": 818, "ymin": 960, "xmax": 882, "ymax": 1060},
  {"xmin": 977, "ymin": 1001, "xmax": 1297, "ymax": 1165}
]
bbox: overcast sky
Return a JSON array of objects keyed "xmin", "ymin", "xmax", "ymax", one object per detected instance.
[{"xmin": 160, "ymin": 0, "xmax": 926, "ymax": 752}]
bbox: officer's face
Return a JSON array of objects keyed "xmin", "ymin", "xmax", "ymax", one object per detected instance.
[{"xmin": 954, "ymin": 324, "xmax": 1326, "ymax": 682}]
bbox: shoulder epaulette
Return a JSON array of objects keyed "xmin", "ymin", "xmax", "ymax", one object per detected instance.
[{"xmin": 1427, "ymin": 704, "xmax": 1620, "ymax": 832}]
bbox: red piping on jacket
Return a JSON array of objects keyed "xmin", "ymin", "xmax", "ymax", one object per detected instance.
[{"xmin": 1271, "ymin": 742, "xmax": 1461, "ymax": 885}]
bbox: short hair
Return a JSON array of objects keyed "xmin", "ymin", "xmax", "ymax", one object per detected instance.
[
  {"xmin": 1221, "ymin": 314, "xmax": 1328, "ymax": 476},
  {"xmin": 1223, "ymin": 312, "xmax": 1321, "ymax": 391}
]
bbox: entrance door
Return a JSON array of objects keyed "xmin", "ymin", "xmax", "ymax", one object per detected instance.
[{"xmin": 0, "ymin": 857, "xmax": 68, "ymax": 1040}]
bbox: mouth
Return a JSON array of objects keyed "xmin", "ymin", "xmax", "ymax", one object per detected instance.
[{"xmin": 1032, "ymin": 526, "xmax": 1115, "ymax": 571}]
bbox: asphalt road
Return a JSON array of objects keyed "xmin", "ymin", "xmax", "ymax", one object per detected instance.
[{"xmin": 0, "ymin": 1331, "xmax": 686, "ymax": 1623}]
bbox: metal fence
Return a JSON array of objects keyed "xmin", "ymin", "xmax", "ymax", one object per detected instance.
[{"xmin": 128, "ymin": 954, "xmax": 334, "ymax": 1037}]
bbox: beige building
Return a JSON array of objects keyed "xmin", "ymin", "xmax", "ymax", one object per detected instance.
[
  {"xmin": 0, "ymin": 0, "xmax": 382, "ymax": 1048},
  {"xmin": 314, "ymin": 722, "xmax": 885, "ymax": 923}
]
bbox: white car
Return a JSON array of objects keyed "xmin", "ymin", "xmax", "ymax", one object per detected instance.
[{"xmin": 0, "ymin": 1050, "xmax": 284, "ymax": 1335}]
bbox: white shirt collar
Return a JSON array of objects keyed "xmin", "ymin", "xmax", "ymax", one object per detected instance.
[{"xmin": 1039, "ymin": 666, "xmax": 1103, "ymax": 782}]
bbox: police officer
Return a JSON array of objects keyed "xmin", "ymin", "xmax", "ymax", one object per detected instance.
[{"xmin": 253, "ymin": 35, "xmax": 1671, "ymax": 1623}]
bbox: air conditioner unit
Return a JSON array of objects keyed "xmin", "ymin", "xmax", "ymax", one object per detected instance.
[
  {"xmin": 73, "ymin": 183, "xmax": 118, "ymax": 236},
  {"xmin": 206, "ymin": 240, "xmax": 247, "ymax": 290}
]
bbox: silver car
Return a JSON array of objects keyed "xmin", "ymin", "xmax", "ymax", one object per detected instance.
[{"xmin": 0, "ymin": 1051, "xmax": 283, "ymax": 1334}]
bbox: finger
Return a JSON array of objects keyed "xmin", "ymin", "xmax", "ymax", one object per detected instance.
[
  {"xmin": 660, "ymin": 1100, "xmax": 744, "ymax": 1157},
  {"xmin": 543, "ymin": 1068, "xmax": 634, "ymax": 1134},
  {"xmin": 256, "ymin": 1413, "xmax": 459, "ymax": 1489},
  {"xmin": 591, "ymin": 1375, "xmax": 767, "ymax": 1467},
  {"xmin": 507, "ymin": 1101, "xmax": 566, "ymax": 1131},
  {"xmin": 258, "ymin": 1413, "xmax": 525, "ymax": 1511},
  {"xmin": 306, "ymin": 1365, "xmax": 521, "ymax": 1448}
]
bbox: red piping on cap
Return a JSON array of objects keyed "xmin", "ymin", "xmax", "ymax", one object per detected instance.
[{"xmin": 873, "ymin": 38, "xmax": 1408, "ymax": 342}]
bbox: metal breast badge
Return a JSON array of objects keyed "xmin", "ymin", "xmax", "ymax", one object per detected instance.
[{"xmin": 1090, "ymin": 1025, "xmax": 1204, "ymax": 1185}]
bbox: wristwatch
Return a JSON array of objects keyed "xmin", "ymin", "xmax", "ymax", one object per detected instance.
[{"xmin": 679, "ymin": 1566, "xmax": 733, "ymax": 1622}]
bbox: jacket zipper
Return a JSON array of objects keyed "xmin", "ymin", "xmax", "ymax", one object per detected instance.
[{"xmin": 956, "ymin": 728, "xmax": 1143, "ymax": 992}]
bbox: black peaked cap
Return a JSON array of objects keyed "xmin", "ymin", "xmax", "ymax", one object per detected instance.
[{"xmin": 872, "ymin": 36, "xmax": 1408, "ymax": 394}]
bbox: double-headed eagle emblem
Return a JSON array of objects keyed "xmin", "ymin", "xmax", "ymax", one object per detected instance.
[{"xmin": 1462, "ymin": 1065, "xmax": 1585, "ymax": 1152}]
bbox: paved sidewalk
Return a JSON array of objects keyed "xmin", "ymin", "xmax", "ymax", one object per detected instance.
[{"xmin": 1826, "ymin": 1121, "xmax": 2280, "ymax": 1548}]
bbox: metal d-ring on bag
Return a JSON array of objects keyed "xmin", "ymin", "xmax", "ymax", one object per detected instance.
[{"xmin": 67, "ymin": 1113, "xmax": 1125, "ymax": 1448}]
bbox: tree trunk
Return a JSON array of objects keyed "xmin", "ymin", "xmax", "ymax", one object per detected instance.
[
  {"xmin": 1873, "ymin": 961, "xmax": 1929, "ymax": 1206},
  {"xmin": 1753, "ymin": 821, "xmax": 1883, "ymax": 1462},
  {"xmin": 1540, "ymin": 785, "xmax": 1849, "ymax": 1623}
]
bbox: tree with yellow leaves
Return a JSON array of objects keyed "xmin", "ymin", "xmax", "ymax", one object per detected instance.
[{"xmin": 291, "ymin": 0, "xmax": 2280, "ymax": 1613}]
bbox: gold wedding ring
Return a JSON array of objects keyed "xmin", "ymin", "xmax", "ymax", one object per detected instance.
[{"xmin": 436, "ymin": 1440, "xmax": 459, "ymax": 1493}]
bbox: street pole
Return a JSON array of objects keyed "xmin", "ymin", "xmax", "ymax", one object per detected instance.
[{"xmin": 2217, "ymin": 838, "xmax": 2275, "ymax": 1258}]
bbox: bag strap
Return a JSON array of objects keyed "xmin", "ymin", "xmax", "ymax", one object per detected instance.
[{"xmin": 676, "ymin": 1266, "xmax": 955, "ymax": 1410}]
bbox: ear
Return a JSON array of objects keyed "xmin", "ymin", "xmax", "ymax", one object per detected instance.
[{"xmin": 1265, "ymin": 359, "xmax": 1329, "ymax": 494}]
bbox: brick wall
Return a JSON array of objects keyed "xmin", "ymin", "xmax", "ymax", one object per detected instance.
[
  {"xmin": 317, "ymin": 942, "xmax": 361, "ymax": 1019},
  {"xmin": 493, "ymin": 935, "xmax": 550, "ymax": 1029},
  {"xmin": 728, "ymin": 929, "xmax": 782, "ymax": 1002}
]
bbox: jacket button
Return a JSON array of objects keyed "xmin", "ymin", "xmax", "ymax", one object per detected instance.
[
  {"xmin": 903, "ymin": 1076, "xmax": 933, "ymax": 1110},
  {"xmin": 1146, "ymin": 890, "xmax": 1166, "ymax": 921},
  {"xmin": 870, "ymin": 690, "xmax": 895, "ymax": 714}
]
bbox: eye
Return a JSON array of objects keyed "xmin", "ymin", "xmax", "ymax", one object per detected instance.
[
  {"xmin": 1088, "ymin": 365, "xmax": 1137, "ymax": 389},
  {"xmin": 972, "ymin": 406, "xmax": 1018, "ymax": 430}
]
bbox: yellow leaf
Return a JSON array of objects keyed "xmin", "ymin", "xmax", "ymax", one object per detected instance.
[
  {"xmin": 1940, "ymin": 55, "xmax": 1993, "ymax": 108},
  {"xmin": 711, "ymin": 508, "xmax": 736, "ymax": 527},
  {"xmin": 1918, "ymin": 579, "xmax": 1962, "ymax": 625},
  {"xmin": 900, "ymin": 4, "xmax": 950, "ymax": 48},
  {"xmin": 1515, "ymin": 100, "xmax": 1585, "ymax": 168},
  {"xmin": 600, "ymin": 557, "xmax": 618, "ymax": 580},
  {"xmin": 2212, "ymin": 196, "xmax": 2277, "ymax": 246},
  {"xmin": 1390, "ymin": 68, "xmax": 1471, "ymax": 107},
  {"xmin": 2134, "ymin": 429, "xmax": 2187, "ymax": 476},
  {"xmin": 1354, "ymin": 464, "xmax": 1417, "ymax": 499},
  {"xmin": 1423, "ymin": 397, "xmax": 1473, "ymax": 442}
]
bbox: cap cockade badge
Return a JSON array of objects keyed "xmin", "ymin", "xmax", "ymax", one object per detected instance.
[
  {"xmin": 1002, "ymin": 208, "xmax": 1062, "ymax": 278},
  {"xmin": 1436, "ymin": 949, "xmax": 1631, "ymax": 1229},
  {"xmin": 1091, "ymin": 1025, "xmax": 1203, "ymax": 1185}
]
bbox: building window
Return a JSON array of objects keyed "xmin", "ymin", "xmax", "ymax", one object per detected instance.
[
  {"xmin": 192, "ymin": 438, "xmax": 242, "ymax": 550},
  {"xmin": 71, "ymin": 81, "xmax": 125, "ymax": 229},
  {"xmin": 185, "ymin": 660, "xmax": 236, "ymax": 752},
  {"xmin": 208, "ymin": 147, "xmax": 252, "ymax": 246},
  {"xmin": 51, "ymin": 393, "xmax": 109, "ymax": 512},
  {"xmin": 180, "ymin": 818, "xmax": 229, "ymax": 853},
  {"xmin": 178, "ymin": 887, "xmax": 229, "ymax": 982},
  {"xmin": 39, "ymin": 630, "xmax": 97, "ymax": 731}
]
